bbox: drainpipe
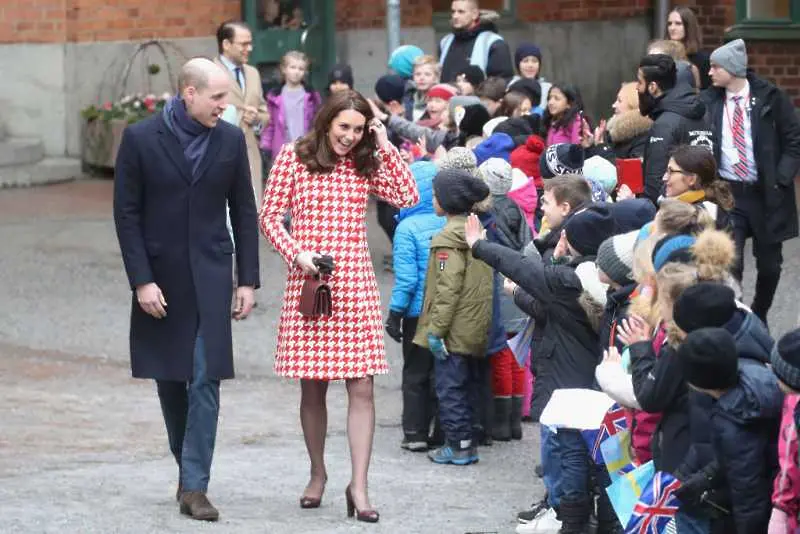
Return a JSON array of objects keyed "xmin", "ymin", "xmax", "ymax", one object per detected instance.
[
  {"xmin": 386, "ymin": 0, "xmax": 401, "ymax": 57},
  {"xmin": 654, "ymin": 0, "xmax": 669, "ymax": 40}
]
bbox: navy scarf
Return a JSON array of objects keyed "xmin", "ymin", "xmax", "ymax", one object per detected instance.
[{"xmin": 163, "ymin": 97, "xmax": 212, "ymax": 180}]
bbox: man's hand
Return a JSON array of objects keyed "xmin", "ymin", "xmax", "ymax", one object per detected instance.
[
  {"xmin": 136, "ymin": 282, "xmax": 167, "ymax": 319},
  {"xmin": 427, "ymin": 333, "xmax": 449, "ymax": 361},
  {"xmin": 242, "ymin": 105, "xmax": 258, "ymax": 126},
  {"xmin": 384, "ymin": 310, "xmax": 403, "ymax": 342},
  {"xmin": 232, "ymin": 286, "xmax": 255, "ymax": 320},
  {"xmin": 553, "ymin": 229, "xmax": 570, "ymax": 260},
  {"xmin": 502, "ymin": 276, "xmax": 517, "ymax": 296}
]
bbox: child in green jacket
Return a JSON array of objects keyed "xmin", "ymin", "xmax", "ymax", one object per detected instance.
[{"xmin": 413, "ymin": 167, "xmax": 494, "ymax": 465}]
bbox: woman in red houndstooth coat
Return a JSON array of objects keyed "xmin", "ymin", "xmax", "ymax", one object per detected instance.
[{"xmin": 259, "ymin": 90, "xmax": 418, "ymax": 522}]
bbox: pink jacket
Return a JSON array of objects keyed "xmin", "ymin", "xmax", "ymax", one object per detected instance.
[
  {"xmin": 630, "ymin": 324, "xmax": 667, "ymax": 464},
  {"xmin": 772, "ymin": 394, "xmax": 800, "ymax": 532},
  {"xmin": 507, "ymin": 178, "xmax": 539, "ymax": 236},
  {"xmin": 546, "ymin": 115, "xmax": 582, "ymax": 146},
  {"xmin": 259, "ymin": 86, "xmax": 322, "ymax": 156}
]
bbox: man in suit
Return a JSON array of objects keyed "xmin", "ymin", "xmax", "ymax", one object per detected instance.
[
  {"xmin": 702, "ymin": 39, "xmax": 800, "ymax": 325},
  {"xmin": 214, "ymin": 20, "xmax": 270, "ymax": 200},
  {"xmin": 113, "ymin": 57, "xmax": 260, "ymax": 521}
]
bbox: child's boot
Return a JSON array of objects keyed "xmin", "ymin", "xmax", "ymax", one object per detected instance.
[
  {"xmin": 510, "ymin": 395, "xmax": 524, "ymax": 440},
  {"xmin": 492, "ymin": 397, "xmax": 512, "ymax": 441}
]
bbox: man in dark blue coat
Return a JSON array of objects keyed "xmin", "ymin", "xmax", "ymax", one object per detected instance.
[{"xmin": 113, "ymin": 57, "xmax": 260, "ymax": 521}]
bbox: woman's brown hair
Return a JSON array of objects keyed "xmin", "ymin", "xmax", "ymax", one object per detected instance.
[
  {"xmin": 671, "ymin": 145, "xmax": 734, "ymax": 211},
  {"xmin": 497, "ymin": 90, "xmax": 530, "ymax": 118},
  {"xmin": 666, "ymin": 6, "xmax": 703, "ymax": 55},
  {"xmin": 295, "ymin": 90, "xmax": 379, "ymax": 175}
]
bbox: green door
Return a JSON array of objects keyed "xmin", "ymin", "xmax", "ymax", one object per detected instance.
[{"xmin": 242, "ymin": 0, "xmax": 336, "ymax": 93}]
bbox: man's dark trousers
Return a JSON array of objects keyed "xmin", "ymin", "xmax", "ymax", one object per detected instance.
[
  {"xmin": 156, "ymin": 331, "xmax": 220, "ymax": 492},
  {"xmin": 727, "ymin": 180, "xmax": 783, "ymax": 324}
]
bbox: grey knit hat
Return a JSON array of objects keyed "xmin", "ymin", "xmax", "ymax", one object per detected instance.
[
  {"xmin": 437, "ymin": 146, "xmax": 482, "ymax": 179},
  {"xmin": 596, "ymin": 230, "xmax": 638, "ymax": 286},
  {"xmin": 771, "ymin": 327, "xmax": 800, "ymax": 392},
  {"xmin": 479, "ymin": 158, "xmax": 513, "ymax": 195},
  {"xmin": 433, "ymin": 168, "xmax": 490, "ymax": 215},
  {"xmin": 710, "ymin": 39, "xmax": 748, "ymax": 78}
]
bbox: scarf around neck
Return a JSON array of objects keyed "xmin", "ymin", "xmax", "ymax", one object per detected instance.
[{"xmin": 163, "ymin": 97, "xmax": 212, "ymax": 179}]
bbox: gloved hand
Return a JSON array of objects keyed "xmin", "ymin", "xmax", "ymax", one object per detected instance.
[
  {"xmin": 384, "ymin": 310, "xmax": 403, "ymax": 343},
  {"xmin": 768, "ymin": 508, "xmax": 791, "ymax": 534},
  {"xmin": 673, "ymin": 468, "xmax": 715, "ymax": 507},
  {"xmin": 427, "ymin": 333, "xmax": 448, "ymax": 360}
]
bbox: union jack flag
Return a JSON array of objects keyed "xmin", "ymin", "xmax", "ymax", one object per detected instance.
[
  {"xmin": 581, "ymin": 403, "xmax": 628, "ymax": 464},
  {"xmin": 625, "ymin": 471, "xmax": 682, "ymax": 534}
]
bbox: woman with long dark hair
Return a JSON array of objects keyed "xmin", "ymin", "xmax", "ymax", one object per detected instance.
[
  {"xmin": 259, "ymin": 90, "xmax": 419, "ymax": 523},
  {"xmin": 662, "ymin": 144, "xmax": 734, "ymax": 231},
  {"xmin": 665, "ymin": 6, "xmax": 711, "ymax": 89},
  {"xmin": 542, "ymin": 83, "xmax": 587, "ymax": 146}
]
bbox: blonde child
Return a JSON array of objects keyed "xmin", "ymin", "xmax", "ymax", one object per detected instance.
[{"xmin": 410, "ymin": 55, "xmax": 441, "ymax": 122}]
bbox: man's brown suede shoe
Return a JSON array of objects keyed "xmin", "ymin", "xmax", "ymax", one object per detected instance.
[{"xmin": 179, "ymin": 491, "xmax": 219, "ymax": 521}]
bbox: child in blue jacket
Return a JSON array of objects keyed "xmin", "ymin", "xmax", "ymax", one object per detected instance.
[{"xmin": 385, "ymin": 161, "xmax": 447, "ymax": 451}]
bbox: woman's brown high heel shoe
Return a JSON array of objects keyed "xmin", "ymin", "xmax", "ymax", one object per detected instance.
[
  {"xmin": 299, "ymin": 476, "xmax": 327, "ymax": 509},
  {"xmin": 345, "ymin": 485, "xmax": 379, "ymax": 523}
]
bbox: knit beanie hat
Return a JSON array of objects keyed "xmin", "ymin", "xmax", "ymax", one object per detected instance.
[
  {"xmin": 474, "ymin": 132, "xmax": 516, "ymax": 165},
  {"xmin": 514, "ymin": 43, "xmax": 543, "ymax": 72},
  {"xmin": 494, "ymin": 117, "xmax": 534, "ymax": 146},
  {"xmin": 596, "ymin": 230, "xmax": 638, "ymax": 286},
  {"xmin": 673, "ymin": 282, "xmax": 737, "ymax": 333},
  {"xmin": 609, "ymin": 198, "xmax": 657, "ymax": 233},
  {"xmin": 437, "ymin": 146, "xmax": 481, "ymax": 180},
  {"xmin": 388, "ymin": 45, "xmax": 424, "ymax": 79},
  {"xmin": 457, "ymin": 65, "xmax": 486, "ymax": 88},
  {"xmin": 508, "ymin": 78, "xmax": 543, "ymax": 107},
  {"xmin": 771, "ymin": 328, "xmax": 800, "ymax": 392},
  {"xmin": 710, "ymin": 39, "xmax": 748, "ymax": 78},
  {"xmin": 459, "ymin": 104, "xmax": 491, "ymax": 139},
  {"xmin": 427, "ymin": 83, "xmax": 459, "ymax": 101},
  {"xmin": 449, "ymin": 95, "xmax": 482, "ymax": 127},
  {"xmin": 583, "ymin": 155, "xmax": 618, "ymax": 193},
  {"xmin": 652, "ymin": 234, "xmax": 696, "ymax": 271},
  {"xmin": 563, "ymin": 204, "xmax": 617, "ymax": 257},
  {"xmin": 540, "ymin": 143, "xmax": 585, "ymax": 178},
  {"xmin": 433, "ymin": 168, "xmax": 490, "ymax": 215},
  {"xmin": 374, "ymin": 74, "xmax": 406, "ymax": 105},
  {"xmin": 510, "ymin": 135, "xmax": 545, "ymax": 186},
  {"xmin": 479, "ymin": 158, "xmax": 513, "ymax": 195},
  {"xmin": 678, "ymin": 327, "xmax": 739, "ymax": 390},
  {"xmin": 328, "ymin": 64, "xmax": 354, "ymax": 89}
]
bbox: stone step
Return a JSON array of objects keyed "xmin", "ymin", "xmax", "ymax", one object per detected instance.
[
  {"xmin": 0, "ymin": 157, "xmax": 83, "ymax": 188},
  {"xmin": 0, "ymin": 137, "xmax": 45, "ymax": 167}
]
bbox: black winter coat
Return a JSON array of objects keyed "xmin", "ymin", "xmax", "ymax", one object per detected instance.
[
  {"xmin": 472, "ymin": 241, "xmax": 600, "ymax": 415},
  {"xmin": 113, "ymin": 114, "xmax": 261, "ymax": 381},
  {"xmin": 709, "ymin": 361, "xmax": 782, "ymax": 534},
  {"xmin": 439, "ymin": 21, "xmax": 514, "ymax": 83},
  {"xmin": 643, "ymin": 85, "xmax": 713, "ymax": 203},
  {"xmin": 598, "ymin": 283, "xmax": 637, "ymax": 354},
  {"xmin": 701, "ymin": 72, "xmax": 800, "ymax": 243}
]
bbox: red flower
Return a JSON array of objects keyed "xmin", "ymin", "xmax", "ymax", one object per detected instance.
[{"xmin": 102, "ymin": 101, "xmax": 112, "ymax": 110}]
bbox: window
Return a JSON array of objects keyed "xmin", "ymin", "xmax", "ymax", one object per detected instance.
[{"xmin": 727, "ymin": 0, "xmax": 800, "ymax": 40}]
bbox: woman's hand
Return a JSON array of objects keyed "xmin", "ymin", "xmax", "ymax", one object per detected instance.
[
  {"xmin": 593, "ymin": 118, "xmax": 607, "ymax": 145},
  {"xmin": 617, "ymin": 315, "xmax": 651, "ymax": 346},
  {"xmin": 464, "ymin": 213, "xmax": 486, "ymax": 248},
  {"xmin": 369, "ymin": 118, "xmax": 390, "ymax": 149},
  {"xmin": 580, "ymin": 118, "xmax": 594, "ymax": 148},
  {"xmin": 294, "ymin": 251, "xmax": 321, "ymax": 275}
]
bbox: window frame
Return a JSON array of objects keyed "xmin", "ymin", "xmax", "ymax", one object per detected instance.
[{"xmin": 727, "ymin": 0, "xmax": 800, "ymax": 40}]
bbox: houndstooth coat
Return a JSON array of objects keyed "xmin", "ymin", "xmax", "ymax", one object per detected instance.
[{"xmin": 259, "ymin": 143, "xmax": 419, "ymax": 380}]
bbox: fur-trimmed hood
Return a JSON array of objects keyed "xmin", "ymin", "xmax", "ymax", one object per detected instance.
[{"xmin": 607, "ymin": 110, "xmax": 653, "ymax": 144}]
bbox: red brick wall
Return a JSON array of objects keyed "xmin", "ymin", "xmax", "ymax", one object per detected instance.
[
  {"xmin": 517, "ymin": 0, "xmax": 649, "ymax": 22},
  {"xmin": 0, "ymin": 0, "xmax": 67, "ymax": 43},
  {"xmin": 334, "ymin": 0, "xmax": 432, "ymax": 30}
]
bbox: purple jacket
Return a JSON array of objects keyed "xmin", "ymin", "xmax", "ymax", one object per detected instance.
[{"xmin": 260, "ymin": 87, "xmax": 321, "ymax": 156}]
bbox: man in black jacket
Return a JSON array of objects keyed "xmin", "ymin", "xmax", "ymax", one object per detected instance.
[
  {"xmin": 638, "ymin": 54, "xmax": 714, "ymax": 204},
  {"xmin": 438, "ymin": 0, "xmax": 514, "ymax": 83},
  {"xmin": 701, "ymin": 39, "xmax": 800, "ymax": 325}
]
